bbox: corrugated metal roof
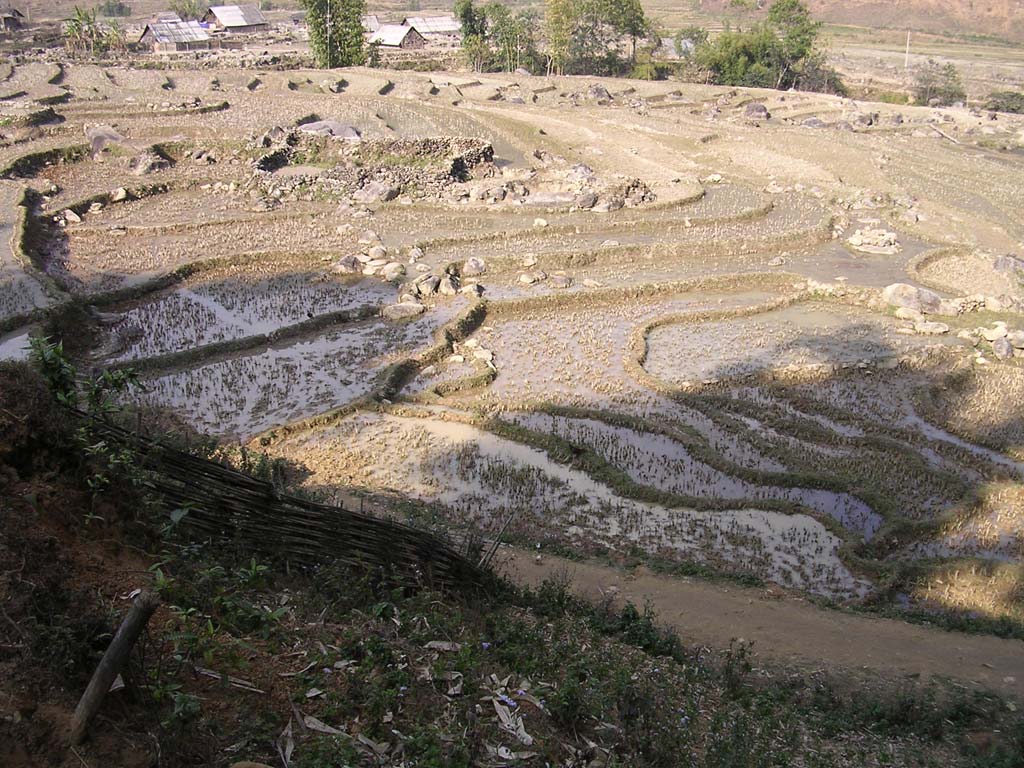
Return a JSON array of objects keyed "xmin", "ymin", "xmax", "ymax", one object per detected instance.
[
  {"xmin": 155, "ymin": 11, "xmax": 183, "ymax": 22},
  {"xmin": 403, "ymin": 15, "xmax": 460, "ymax": 34},
  {"xmin": 361, "ymin": 14, "xmax": 380, "ymax": 32},
  {"xmin": 370, "ymin": 24, "xmax": 416, "ymax": 46},
  {"xmin": 142, "ymin": 19, "xmax": 210, "ymax": 44},
  {"xmin": 207, "ymin": 4, "xmax": 267, "ymax": 28}
]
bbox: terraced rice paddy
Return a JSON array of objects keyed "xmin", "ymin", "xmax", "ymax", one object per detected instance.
[{"xmin": 2, "ymin": 61, "xmax": 1023, "ymax": 624}]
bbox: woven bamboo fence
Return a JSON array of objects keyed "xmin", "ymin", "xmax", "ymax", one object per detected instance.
[{"xmin": 83, "ymin": 414, "xmax": 491, "ymax": 593}]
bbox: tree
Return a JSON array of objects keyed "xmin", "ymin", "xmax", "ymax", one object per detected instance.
[
  {"xmin": 543, "ymin": 0, "xmax": 651, "ymax": 76},
  {"xmin": 455, "ymin": 0, "xmax": 487, "ymax": 39},
  {"xmin": 485, "ymin": 3, "xmax": 539, "ymax": 73},
  {"xmin": 63, "ymin": 6, "xmax": 124, "ymax": 57},
  {"xmin": 693, "ymin": 0, "xmax": 844, "ymax": 94},
  {"xmin": 544, "ymin": 0, "xmax": 574, "ymax": 75},
  {"xmin": 168, "ymin": 0, "xmax": 204, "ymax": 20},
  {"xmin": 913, "ymin": 60, "xmax": 966, "ymax": 106},
  {"xmin": 766, "ymin": 0, "xmax": 820, "ymax": 88},
  {"xmin": 302, "ymin": 0, "xmax": 366, "ymax": 68}
]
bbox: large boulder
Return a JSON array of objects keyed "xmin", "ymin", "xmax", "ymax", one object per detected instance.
[
  {"xmin": 744, "ymin": 102, "xmax": 770, "ymax": 120},
  {"xmin": 353, "ymin": 181, "xmax": 399, "ymax": 204},
  {"xmin": 992, "ymin": 337, "xmax": 1014, "ymax": 360},
  {"xmin": 462, "ymin": 257, "xmax": 486, "ymax": 277},
  {"xmin": 382, "ymin": 262, "xmax": 406, "ymax": 282},
  {"xmin": 332, "ymin": 254, "xmax": 362, "ymax": 274},
  {"xmin": 297, "ymin": 120, "xmax": 361, "ymax": 140},
  {"xmin": 881, "ymin": 283, "xmax": 942, "ymax": 314},
  {"xmin": 574, "ymin": 191, "xmax": 598, "ymax": 209},
  {"xmin": 383, "ymin": 302, "xmax": 426, "ymax": 321},
  {"xmin": 129, "ymin": 150, "xmax": 170, "ymax": 176}
]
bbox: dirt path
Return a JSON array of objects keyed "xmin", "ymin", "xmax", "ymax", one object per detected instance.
[{"xmin": 499, "ymin": 548, "xmax": 1024, "ymax": 697}]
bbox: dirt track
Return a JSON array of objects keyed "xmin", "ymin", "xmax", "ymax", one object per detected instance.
[{"xmin": 500, "ymin": 547, "xmax": 1024, "ymax": 697}]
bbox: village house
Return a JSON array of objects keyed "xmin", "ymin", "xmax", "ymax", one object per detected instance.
[
  {"xmin": 369, "ymin": 24, "xmax": 426, "ymax": 50},
  {"xmin": 361, "ymin": 14, "xmax": 380, "ymax": 34},
  {"xmin": 202, "ymin": 5, "xmax": 269, "ymax": 35},
  {"xmin": 139, "ymin": 18, "xmax": 213, "ymax": 52},
  {"xmin": 401, "ymin": 14, "xmax": 460, "ymax": 40}
]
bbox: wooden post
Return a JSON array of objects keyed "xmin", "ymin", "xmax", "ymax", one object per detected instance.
[
  {"xmin": 905, "ymin": 30, "xmax": 911, "ymax": 69},
  {"xmin": 69, "ymin": 591, "xmax": 160, "ymax": 745}
]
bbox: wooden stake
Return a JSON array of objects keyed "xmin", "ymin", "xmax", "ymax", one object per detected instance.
[{"xmin": 69, "ymin": 591, "xmax": 160, "ymax": 745}]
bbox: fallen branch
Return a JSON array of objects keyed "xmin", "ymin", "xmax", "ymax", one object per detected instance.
[{"xmin": 69, "ymin": 591, "xmax": 159, "ymax": 745}]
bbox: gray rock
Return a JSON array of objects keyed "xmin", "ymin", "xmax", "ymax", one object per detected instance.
[
  {"xmin": 382, "ymin": 262, "xmax": 406, "ymax": 282},
  {"xmin": 462, "ymin": 257, "xmax": 486, "ymax": 277},
  {"xmin": 744, "ymin": 102, "xmax": 770, "ymax": 120},
  {"xmin": 438, "ymin": 274, "xmax": 460, "ymax": 296},
  {"xmin": 993, "ymin": 254, "xmax": 1024, "ymax": 274},
  {"xmin": 550, "ymin": 274, "xmax": 573, "ymax": 289},
  {"xmin": 802, "ymin": 117, "xmax": 827, "ymax": 129},
  {"xmin": 332, "ymin": 254, "xmax": 362, "ymax": 274},
  {"xmin": 1007, "ymin": 330, "xmax": 1024, "ymax": 349},
  {"xmin": 914, "ymin": 321, "xmax": 950, "ymax": 335},
  {"xmin": 992, "ymin": 337, "xmax": 1014, "ymax": 360},
  {"xmin": 519, "ymin": 270, "xmax": 547, "ymax": 285},
  {"xmin": 592, "ymin": 197, "xmax": 624, "ymax": 214},
  {"xmin": 297, "ymin": 120, "xmax": 361, "ymax": 140},
  {"xmin": 129, "ymin": 150, "xmax": 170, "ymax": 176},
  {"xmin": 460, "ymin": 283, "xmax": 485, "ymax": 297},
  {"xmin": 574, "ymin": 191, "xmax": 598, "ymax": 209},
  {"xmin": 353, "ymin": 181, "xmax": 399, "ymax": 204},
  {"xmin": 383, "ymin": 302, "xmax": 426, "ymax": 321},
  {"xmin": 414, "ymin": 275, "xmax": 441, "ymax": 296},
  {"xmin": 881, "ymin": 283, "xmax": 942, "ymax": 314}
]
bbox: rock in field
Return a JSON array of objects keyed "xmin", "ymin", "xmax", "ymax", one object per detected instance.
[
  {"xmin": 992, "ymin": 337, "xmax": 1014, "ymax": 360},
  {"xmin": 331, "ymin": 254, "xmax": 362, "ymax": 274},
  {"xmin": 382, "ymin": 262, "xmax": 406, "ymax": 282},
  {"xmin": 881, "ymin": 283, "xmax": 942, "ymax": 314},
  {"xmin": 914, "ymin": 321, "xmax": 950, "ymax": 335},
  {"xmin": 383, "ymin": 302, "xmax": 426, "ymax": 321},
  {"xmin": 354, "ymin": 181, "xmax": 399, "ymax": 204},
  {"xmin": 744, "ymin": 102, "xmax": 770, "ymax": 120},
  {"xmin": 462, "ymin": 257, "xmax": 486, "ymax": 277}
]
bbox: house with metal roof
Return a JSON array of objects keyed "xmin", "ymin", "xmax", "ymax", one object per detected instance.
[
  {"xmin": 361, "ymin": 14, "xmax": 380, "ymax": 33},
  {"xmin": 369, "ymin": 24, "xmax": 425, "ymax": 49},
  {"xmin": 139, "ymin": 18, "xmax": 213, "ymax": 51},
  {"xmin": 401, "ymin": 14, "xmax": 461, "ymax": 37},
  {"xmin": 203, "ymin": 5, "xmax": 269, "ymax": 34}
]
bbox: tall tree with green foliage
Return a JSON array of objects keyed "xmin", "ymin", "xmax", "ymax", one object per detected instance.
[
  {"xmin": 302, "ymin": 0, "xmax": 367, "ymax": 68},
  {"xmin": 543, "ymin": 0, "xmax": 651, "ymax": 76},
  {"xmin": 485, "ymin": 3, "xmax": 539, "ymax": 73}
]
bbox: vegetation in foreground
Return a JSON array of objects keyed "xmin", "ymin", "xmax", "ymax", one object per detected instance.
[{"xmin": 2, "ymin": 355, "xmax": 1024, "ymax": 767}]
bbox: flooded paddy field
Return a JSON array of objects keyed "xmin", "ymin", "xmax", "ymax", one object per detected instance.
[
  {"xmin": 99, "ymin": 257, "xmax": 395, "ymax": 361},
  {"xmin": 269, "ymin": 411, "xmax": 868, "ymax": 597},
  {"xmin": 5, "ymin": 61, "xmax": 1024, "ymax": 627}
]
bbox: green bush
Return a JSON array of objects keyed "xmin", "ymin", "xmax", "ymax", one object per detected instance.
[
  {"xmin": 693, "ymin": 0, "xmax": 845, "ymax": 94},
  {"xmin": 913, "ymin": 60, "xmax": 966, "ymax": 106},
  {"xmin": 985, "ymin": 90, "xmax": 1024, "ymax": 114}
]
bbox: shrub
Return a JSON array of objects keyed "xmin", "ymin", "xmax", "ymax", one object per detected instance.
[
  {"xmin": 985, "ymin": 90, "xmax": 1024, "ymax": 114},
  {"xmin": 913, "ymin": 60, "xmax": 966, "ymax": 106},
  {"xmin": 693, "ymin": 0, "xmax": 845, "ymax": 94}
]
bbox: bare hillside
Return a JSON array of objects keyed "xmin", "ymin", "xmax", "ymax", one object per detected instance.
[{"xmin": 695, "ymin": 0, "xmax": 1024, "ymax": 42}]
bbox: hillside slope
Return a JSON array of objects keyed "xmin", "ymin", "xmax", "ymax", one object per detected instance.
[{"xmin": 695, "ymin": 0, "xmax": 1024, "ymax": 41}]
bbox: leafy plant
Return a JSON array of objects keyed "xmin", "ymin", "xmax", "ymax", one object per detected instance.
[{"xmin": 913, "ymin": 59, "xmax": 966, "ymax": 106}]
